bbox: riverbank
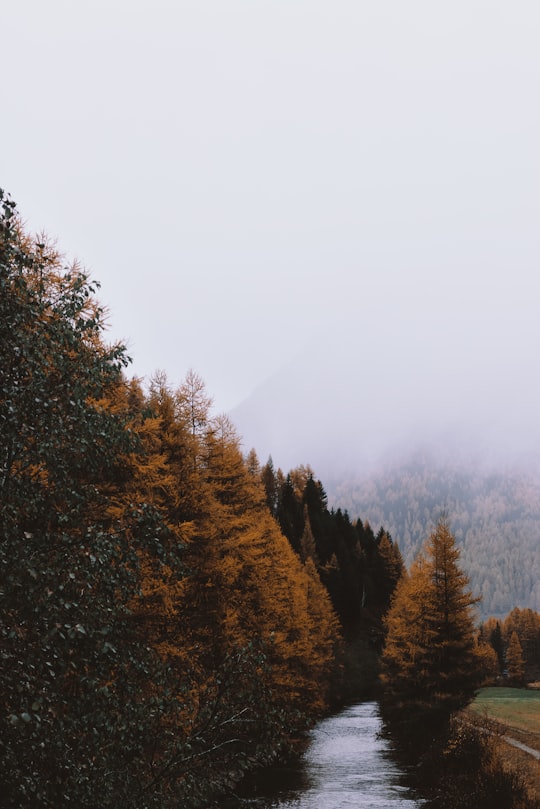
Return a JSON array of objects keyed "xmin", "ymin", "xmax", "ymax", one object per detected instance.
[
  {"xmin": 410, "ymin": 709, "xmax": 539, "ymax": 809},
  {"xmin": 466, "ymin": 687, "xmax": 540, "ymax": 802},
  {"xmin": 222, "ymin": 701, "xmax": 422, "ymax": 808},
  {"xmin": 498, "ymin": 729, "xmax": 540, "ymax": 802}
]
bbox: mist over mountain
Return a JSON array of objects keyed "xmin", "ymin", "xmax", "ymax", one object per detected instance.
[
  {"xmin": 231, "ymin": 312, "xmax": 540, "ymax": 620},
  {"xmin": 231, "ymin": 303, "xmax": 540, "ymax": 479},
  {"xmin": 326, "ymin": 454, "xmax": 540, "ymax": 620}
]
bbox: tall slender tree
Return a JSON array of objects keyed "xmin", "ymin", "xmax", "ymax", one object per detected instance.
[
  {"xmin": 381, "ymin": 518, "xmax": 481, "ymax": 737},
  {"xmin": 506, "ymin": 631, "xmax": 525, "ymax": 685}
]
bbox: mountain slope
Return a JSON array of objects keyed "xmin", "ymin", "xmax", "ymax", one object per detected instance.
[{"xmin": 327, "ymin": 456, "xmax": 540, "ymax": 619}]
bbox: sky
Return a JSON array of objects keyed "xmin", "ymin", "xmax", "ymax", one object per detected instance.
[{"xmin": 3, "ymin": 1, "xmax": 540, "ymax": 472}]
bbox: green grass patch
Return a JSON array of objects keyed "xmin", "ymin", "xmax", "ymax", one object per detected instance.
[{"xmin": 470, "ymin": 687, "xmax": 540, "ymax": 734}]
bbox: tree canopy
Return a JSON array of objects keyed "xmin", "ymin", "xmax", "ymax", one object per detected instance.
[
  {"xmin": 4, "ymin": 188, "xmax": 527, "ymax": 807},
  {"xmin": 0, "ymin": 192, "xmax": 343, "ymax": 808},
  {"xmin": 380, "ymin": 518, "xmax": 482, "ymax": 738}
]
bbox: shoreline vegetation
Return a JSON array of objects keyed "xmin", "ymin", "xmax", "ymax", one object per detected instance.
[
  {"xmin": 2, "ymin": 190, "xmax": 540, "ymax": 808},
  {"xmin": 467, "ymin": 687, "xmax": 540, "ymax": 802},
  {"xmin": 402, "ymin": 708, "xmax": 539, "ymax": 809}
]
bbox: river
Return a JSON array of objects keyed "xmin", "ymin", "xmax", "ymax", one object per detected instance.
[{"xmin": 230, "ymin": 701, "xmax": 424, "ymax": 808}]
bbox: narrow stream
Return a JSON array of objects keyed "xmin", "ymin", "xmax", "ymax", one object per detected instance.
[{"xmin": 232, "ymin": 702, "xmax": 423, "ymax": 808}]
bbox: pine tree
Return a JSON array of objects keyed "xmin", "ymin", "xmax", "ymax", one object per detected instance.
[
  {"xmin": 276, "ymin": 473, "xmax": 304, "ymax": 554},
  {"xmin": 502, "ymin": 607, "xmax": 540, "ymax": 679},
  {"xmin": 475, "ymin": 639, "xmax": 500, "ymax": 684},
  {"xmin": 299, "ymin": 506, "xmax": 319, "ymax": 566},
  {"xmin": 506, "ymin": 631, "xmax": 526, "ymax": 685},
  {"xmin": 372, "ymin": 529, "xmax": 404, "ymax": 613},
  {"xmin": 488, "ymin": 619, "xmax": 505, "ymax": 673},
  {"xmin": 381, "ymin": 518, "xmax": 482, "ymax": 737},
  {"xmin": 260, "ymin": 456, "xmax": 279, "ymax": 516}
]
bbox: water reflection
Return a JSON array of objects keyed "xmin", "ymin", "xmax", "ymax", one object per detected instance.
[{"xmin": 231, "ymin": 702, "xmax": 422, "ymax": 808}]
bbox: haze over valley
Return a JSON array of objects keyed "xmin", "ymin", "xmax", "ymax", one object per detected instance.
[
  {"xmin": 231, "ymin": 310, "xmax": 540, "ymax": 621},
  {"xmin": 3, "ymin": 3, "xmax": 540, "ymax": 805},
  {"xmin": 4, "ymin": 1, "xmax": 539, "ymax": 422},
  {"xmin": 232, "ymin": 312, "xmax": 540, "ymax": 482}
]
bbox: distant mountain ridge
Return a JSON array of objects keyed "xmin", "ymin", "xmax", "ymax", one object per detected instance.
[
  {"xmin": 327, "ymin": 455, "xmax": 540, "ymax": 620},
  {"xmin": 231, "ymin": 346, "xmax": 540, "ymax": 620}
]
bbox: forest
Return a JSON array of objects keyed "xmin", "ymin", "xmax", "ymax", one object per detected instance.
[
  {"xmin": 1, "ymin": 190, "xmax": 538, "ymax": 809},
  {"xmin": 330, "ymin": 457, "xmax": 540, "ymax": 618},
  {"xmin": 0, "ymin": 191, "xmax": 405, "ymax": 806}
]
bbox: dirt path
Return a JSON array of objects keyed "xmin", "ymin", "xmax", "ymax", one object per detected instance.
[
  {"xmin": 499, "ymin": 732, "xmax": 540, "ymax": 801},
  {"xmin": 463, "ymin": 711, "xmax": 540, "ymax": 799},
  {"xmin": 489, "ymin": 723, "xmax": 540, "ymax": 800},
  {"xmin": 503, "ymin": 733, "xmax": 540, "ymax": 760}
]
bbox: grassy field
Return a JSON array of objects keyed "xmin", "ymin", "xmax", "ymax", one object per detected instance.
[
  {"xmin": 470, "ymin": 687, "xmax": 540, "ymax": 734},
  {"xmin": 468, "ymin": 687, "xmax": 540, "ymax": 803}
]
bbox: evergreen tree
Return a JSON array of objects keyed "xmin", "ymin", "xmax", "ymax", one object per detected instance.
[
  {"xmin": 0, "ymin": 192, "xmax": 341, "ymax": 808},
  {"xmin": 489, "ymin": 619, "xmax": 505, "ymax": 673},
  {"xmin": 372, "ymin": 529, "xmax": 404, "ymax": 613},
  {"xmin": 260, "ymin": 456, "xmax": 279, "ymax": 516},
  {"xmin": 506, "ymin": 631, "xmax": 526, "ymax": 685},
  {"xmin": 276, "ymin": 473, "xmax": 304, "ymax": 554},
  {"xmin": 503, "ymin": 607, "xmax": 540, "ymax": 679},
  {"xmin": 381, "ymin": 518, "xmax": 482, "ymax": 739},
  {"xmin": 299, "ymin": 505, "xmax": 319, "ymax": 566}
]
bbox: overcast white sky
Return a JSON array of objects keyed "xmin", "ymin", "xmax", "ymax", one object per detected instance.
[{"xmin": 3, "ymin": 1, "xmax": 540, "ymax": 466}]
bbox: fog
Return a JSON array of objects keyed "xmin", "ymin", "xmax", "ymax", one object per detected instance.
[
  {"xmin": 3, "ymin": 1, "xmax": 540, "ymax": 478},
  {"xmin": 232, "ymin": 286, "xmax": 540, "ymax": 477}
]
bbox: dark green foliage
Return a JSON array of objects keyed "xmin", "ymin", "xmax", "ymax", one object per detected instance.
[
  {"xmin": 11, "ymin": 185, "xmax": 532, "ymax": 808},
  {"xmin": 0, "ymin": 190, "xmax": 184, "ymax": 806},
  {"xmin": 260, "ymin": 456, "xmax": 279, "ymax": 516},
  {"xmin": 277, "ymin": 473, "xmax": 304, "ymax": 555},
  {"xmin": 269, "ymin": 464, "xmax": 403, "ymax": 651},
  {"xmin": 0, "ymin": 191, "xmax": 341, "ymax": 806},
  {"xmin": 130, "ymin": 644, "xmax": 286, "ymax": 809},
  {"xmin": 0, "ymin": 193, "xmax": 222, "ymax": 806},
  {"xmin": 490, "ymin": 620, "xmax": 505, "ymax": 671}
]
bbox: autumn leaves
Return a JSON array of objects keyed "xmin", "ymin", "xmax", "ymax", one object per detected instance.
[
  {"xmin": 381, "ymin": 518, "xmax": 483, "ymax": 739},
  {"xmin": 0, "ymin": 192, "xmax": 340, "ymax": 806},
  {"xmin": 1, "ymin": 188, "xmax": 494, "ymax": 807}
]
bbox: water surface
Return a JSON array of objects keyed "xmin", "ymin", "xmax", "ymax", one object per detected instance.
[{"xmin": 234, "ymin": 701, "xmax": 423, "ymax": 808}]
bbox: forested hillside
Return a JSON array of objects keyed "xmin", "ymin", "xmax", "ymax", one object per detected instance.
[
  {"xmin": 0, "ymin": 191, "xmax": 342, "ymax": 807},
  {"xmin": 4, "ymin": 188, "xmax": 538, "ymax": 808},
  {"xmin": 329, "ymin": 456, "xmax": 540, "ymax": 618},
  {"xmin": 479, "ymin": 607, "xmax": 540, "ymax": 683},
  {"xmin": 0, "ymin": 191, "xmax": 401, "ymax": 808},
  {"xmin": 254, "ymin": 460, "xmax": 405, "ymax": 680}
]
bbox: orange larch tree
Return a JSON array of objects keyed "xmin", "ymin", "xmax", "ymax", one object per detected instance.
[{"xmin": 381, "ymin": 518, "xmax": 482, "ymax": 738}]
